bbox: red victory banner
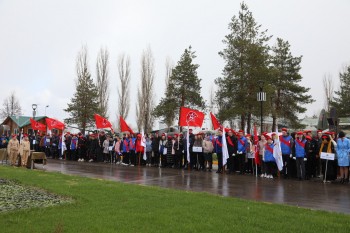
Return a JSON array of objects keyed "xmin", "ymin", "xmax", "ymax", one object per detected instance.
[
  {"xmin": 30, "ymin": 118, "xmax": 47, "ymax": 131},
  {"xmin": 94, "ymin": 114, "xmax": 112, "ymax": 129},
  {"xmin": 179, "ymin": 107, "xmax": 205, "ymax": 127},
  {"xmin": 120, "ymin": 116, "xmax": 134, "ymax": 135},
  {"xmin": 210, "ymin": 112, "xmax": 222, "ymax": 130},
  {"xmin": 45, "ymin": 117, "xmax": 65, "ymax": 130}
]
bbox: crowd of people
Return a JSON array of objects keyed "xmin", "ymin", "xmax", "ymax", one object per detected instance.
[{"xmin": 1, "ymin": 127, "xmax": 350, "ymax": 184}]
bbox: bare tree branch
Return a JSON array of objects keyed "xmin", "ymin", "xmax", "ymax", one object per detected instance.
[{"xmin": 1, "ymin": 91, "xmax": 22, "ymax": 119}]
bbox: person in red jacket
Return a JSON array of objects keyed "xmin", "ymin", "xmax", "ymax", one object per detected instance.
[{"xmin": 135, "ymin": 134, "xmax": 145, "ymax": 166}]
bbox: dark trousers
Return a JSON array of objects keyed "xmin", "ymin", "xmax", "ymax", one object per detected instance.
[
  {"xmin": 130, "ymin": 150, "xmax": 136, "ymax": 165},
  {"xmin": 198, "ymin": 152, "xmax": 205, "ymax": 170},
  {"xmin": 146, "ymin": 151, "xmax": 152, "ymax": 164},
  {"xmin": 228, "ymin": 155, "xmax": 234, "ymax": 172},
  {"xmin": 296, "ymin": 157, "xmax": 305, "ymax": 179},
  {"xmin": 153, "ymin": 151, "xmax": 160, "ymax": 166},
  {"xmin": 122, "ymin": 152, "xmax": 129, "ymax": 164},
  {"xmin": 265, "ymin": 161, "xmax": 277, "ymax": 176},
  {"xmin": 306, "ymin": 154, "xmax": 317, "ymax": 178},
  {"xmin": 161, "ymin": 153, "xmax": 167, "ymax": 167},
  {"xmin": 190, "ymin": 152, "xmax": 198, "ymax": 169},
  {"xmin": 217, "ymin": 152, "xmax": 223, "ymax": 171},
  {"xmin": 238, "ymin": 153, "xmax": 246, "ymax": 174},
  {"xmin": 174, "ymin": 151, "xmax": 182, "ymax": 168},
  {"xmin": 282, "ymin": 154, "xmax": 290, "ymax": 177}
]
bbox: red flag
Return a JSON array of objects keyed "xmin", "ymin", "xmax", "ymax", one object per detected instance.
[
  {"xmin": 30, "ymin": 118, "xmax": 47, "ymax": 131},
  {"xmin": 119, "ymin": 116, "xmax": 134, "ymax": 135},
  {"xmin": 94, "ymin": 114, "xmax": 112, "ymax": 129},
  {"xmin": 253, "ymin": 124, "xmax": 261, "ymax": 165},
  {"xmin": 46, "ymin": 118, "xmax": 65, "ymax": 130},
  {"xmin": 210, "ymin": 112, "xmax": 222, "ymax": 130},
  {"xmin": 178, "ymin": 107, "xmax": 205, "ymax": 127}
]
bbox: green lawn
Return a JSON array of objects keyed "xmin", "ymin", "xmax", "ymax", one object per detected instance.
[{"xmin": 0, "ymin": 166, "xmax": 349, "ymax": 233}]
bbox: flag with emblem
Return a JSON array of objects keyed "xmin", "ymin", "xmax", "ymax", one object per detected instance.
[
  {"xmin": 46, "ymin": 118, "xmax": 65, "ymax": 130},
  {"xmin": 94, "ymin": 114, "xmax": 112, "ymax": 129},
  {"xmin": 179, "ymin": 107, "xmax": 204, "ymax": 127},
  {"xmin": 30, "ymin": 118, "xmax": 47, "ymax": 132},
  {"xmin": 120, "ymin": 116, "xmax": 134, "ymax": 135}
]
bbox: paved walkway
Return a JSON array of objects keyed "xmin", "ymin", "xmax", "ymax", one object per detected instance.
[{"xmin": 40, "ymin": 159, "xmax": 350, "ymax": 214}]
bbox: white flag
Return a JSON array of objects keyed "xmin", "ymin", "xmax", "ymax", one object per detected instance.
[
  {"xmin": 222, "ymin": 127, "xmax": 229, "ymax": 166},
  {"xmin": 141, "ymin": 131, "xmax": 147, "ymax": 160},
  {"xmin": 187, "ymin": 126, "xmax": 190, "ymax": 162},
  {"xmin": 273, "ymin": 127, "xmax": 283, "ymax": 171}
]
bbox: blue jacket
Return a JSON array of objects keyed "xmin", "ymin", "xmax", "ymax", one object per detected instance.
[
  {"xmin": 215, "ymin": 136, "xmax": 223, "ymax": 153},
  {"xmin": 122, "ymin": 138, "xmax": 130, "ymax": 152},
  {"xmin": 264, "ymin": 143, "xmax": 275, "ymax": 162},
  {"xmin": 280, "ymin": 135, "xmax": 292, "ymax": 155},
  {"xmin": 71, "ymin": 137, "xmax": 78, "ymax": 150},
  {"xmin": 295, "ymin": 139, "xmax": 306, "ymax": 158},
  {"xmin": 237, "ymin": 136, "xmax": 248, "ymax": 153}
]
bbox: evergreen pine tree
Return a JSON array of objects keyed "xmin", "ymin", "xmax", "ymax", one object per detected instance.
[
  {"xmin": 270, "ymin": 38, "xmax": 314, "ymax": 128},
  {"xmin": 65, "ymin": 47, "xmax": 99, "ymax": 134},
  {"xmin": 153, "ymin": 46, "xmax": 205, "ymax": 127},
  {"xmin": 332, "ymin": 65, "xmax": 350, "ymax": 116},
  {"xmin": 215, "ymin": 2, "xmax": 271, "ymax": 132}
]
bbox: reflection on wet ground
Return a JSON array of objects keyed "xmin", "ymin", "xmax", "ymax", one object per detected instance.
[{"xmin": 42, "ymin": 159, "xmax": 350, "ymax": 214}]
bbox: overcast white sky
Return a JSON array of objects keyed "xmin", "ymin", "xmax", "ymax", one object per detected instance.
[{"xmin": 1, "ymin": 0, "xmax": 349, "ymax": 129}]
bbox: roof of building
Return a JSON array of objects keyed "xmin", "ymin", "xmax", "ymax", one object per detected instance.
[{"xmin": 1, "ymin": 116, "xmax": 47, "ymax": 128}]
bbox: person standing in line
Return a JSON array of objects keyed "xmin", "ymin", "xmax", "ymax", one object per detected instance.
[
  {"xmin": 7, "ymin": 134, "xmax": 19, "ymax": 166},
  {"xmin": 20, "ymin": 134, "xmax": 30, "ymax": 167},
  {"xmin": 295, "ymin": 131, "xmax": 307, "ymax": 181},
  {"xmin": 336, "ymin": 131, "xmax": 350, "ymax": 184},
  {"xmin": 203, "ymin": 134, "xmax": 214, "ymax": 172}
]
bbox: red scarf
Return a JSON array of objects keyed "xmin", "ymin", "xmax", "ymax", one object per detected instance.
[
  {"xmin": 216, "ymin": 138, "xmax": 222, "ymax": 147},
  {"xmin": 123, "ymin": 139, "xmax": 129, "ymax": 151},
  {"xmin": 265, "ymin": 144, "xmax": 273, "ymax": 153},
  {"xmin": 279, "ymin": 136, "xmax": 291, "ymax": 147},
  {"xmin": 226, "ymin": 136, "xmax": 234, "ymax": 147},
  {"xmin": 238, "ymin": 137, "xmax": 245, "ymax": 146},
  {"xmin": 295, "ymin": 139, "xmax": 305, "ymax": 148}
]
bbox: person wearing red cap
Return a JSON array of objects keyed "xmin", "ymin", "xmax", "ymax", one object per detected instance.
[
  {"xmin": 164, "ymin": 135, "xmax": 174, "ymax": 168},
  {"xmin": 294, "ymin": 132, "xmax": 307, "ymax": 180},
  {"xmin": 237, "ymin": 130, "xmax": 248, "ymax": 175},
  {"xmin": 173, "ymin": 134, "xmax": 184, "ymax": 169},
  {"xmin": 264, "ymin": 135, "xmax": 276, "ymax": 179},
  {"xmin": 8, "ymin": 134, "xmax": 20, "ymax": 166},
  {"xmin": 19, "ymin": 134, "xmax": 30, "ymax": 167},
  {"xmin": 226, "ymin": 129, "xmax": 238, "ymax": 174},
  {"xmin": 258, "ymin": 134, "xmax": 267, "ymax": 177},
  {"xmin": 280, "ymin": 128, "xmax": 294, "ymax": 179},
  {"xmin": 159, "ymin": 133, "xmax": 167, "ymax": 167},
  {"xmin": 214, "ymin": 129, "xmax": 224, "ymax": 174},
  {"xmin": 151, "ymin": 132, "xmax": 160, "ymax": 167},
  {"xmin": 319, "ymin": 134, "xmax": 337, "ymax": 182}
]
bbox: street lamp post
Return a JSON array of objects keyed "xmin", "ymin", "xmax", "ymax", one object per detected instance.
[
  {"xmin": 32, "ymin": 104, "xmax": 37, "ymax": 120},
  {"xmin": 45, "ymin": 105, "xmax": 49, "ymax": 116},
  {"xmin": 257, "ymin": 81, "xmax": 266, "ymax": 135}
]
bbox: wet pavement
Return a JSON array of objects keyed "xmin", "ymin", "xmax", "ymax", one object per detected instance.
[{"xmin": 40, "ymin": 159, "xmax": 350, "ymax": 214}]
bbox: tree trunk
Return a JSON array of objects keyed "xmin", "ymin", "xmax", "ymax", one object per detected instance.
[
  {"xmin": 272, "ymin": 115, "xmax": 276, "ymax": 132},
  {"xmin": 247, "ymin": 113, "xmax": 251, "ymax": 134},
  {"xmin": 240, "ymin": 114, "xmax": 245, "ymax": 130}
]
